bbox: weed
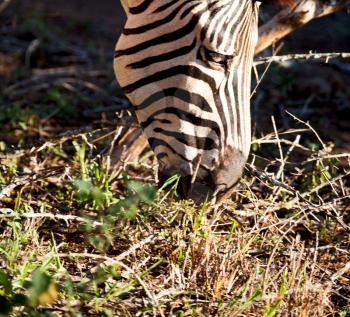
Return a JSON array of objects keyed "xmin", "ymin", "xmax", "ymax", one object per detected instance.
[{"xmin": 0, "ymin": 103, "xmax": 35, "ymax": 131}]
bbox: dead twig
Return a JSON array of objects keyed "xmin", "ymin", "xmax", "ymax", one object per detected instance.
[
  {"xmin": 254, "ymin": 52, "xmax": 350, "ymax": 66},
  {"xmin": 286, "ymin": 110, "xmax": 327, "ymax": 150},
  {"xmin": 0, "ymin": 167, "xmax": 66, "ymax": 202},
  {"xmin": 0, "ymin": 0, "xmax": 12, "ymax": 14},
  {"xmin": 0, "ymin": 209, "xmax": 103, "ymax": 227}
]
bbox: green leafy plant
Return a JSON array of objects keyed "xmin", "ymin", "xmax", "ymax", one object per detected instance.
[
  {"xmin": 73, "ymin": 179, "xmax": 110, "ymax": 208},
  {"xmin": 74, "ymin": 173, "xmax": 157, "ymax": 250},
  {"xmin": 0, "ymin": 269, "xmax": 57, "ymax": 317},
  {"xmin": 301, "ymin": 158, "xmax": 337, "ymax": 192},
  {"xmin": 0, "ymin": 103, "xmax": 36, "ymax": 132},
  {"xmin": 107, "ymin": 174, "xmax": 157, "ymax": 220}
]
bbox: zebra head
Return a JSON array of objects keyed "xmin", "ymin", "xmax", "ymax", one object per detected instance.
[{"xmin": 114, "ymin": 0, "xmax": 259, "ymax": 203}]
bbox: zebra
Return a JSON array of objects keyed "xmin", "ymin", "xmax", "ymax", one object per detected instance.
[{"xmin": 114, "ymin": 0, "xmax": 284, "ymax": 203}]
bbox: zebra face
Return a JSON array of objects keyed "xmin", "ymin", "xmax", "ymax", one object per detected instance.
[{"xmin": 114, "ymin": 0, "xmax": 259, "ymax": 203}]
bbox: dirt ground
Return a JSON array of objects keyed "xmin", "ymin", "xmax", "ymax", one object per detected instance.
[{"xmin": 21, "ymin": 0, "xmax": 126, "ymax": 44}]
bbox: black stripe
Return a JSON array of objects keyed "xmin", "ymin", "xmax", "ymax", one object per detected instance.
[
  {"xmin": 148, "ymin": 137, "xmax": 191, "ymax": 162},
  {"xmin": 129, "ymin": 0, "xmax": 153, "ymax": 15},
  {"xmin": 153, "ymin": 127, "xmax": 217, "ymax": 151},
  {"xmin": 231, "ymin": 11, "xmax": 254, "ymax": 143},
  {"xmin": 137, "ymin": 87, "xmax": 213, "ymax": 113},
  {"xmin": 209, "ymin": 5, "xmax": 232, "ymax": 43},
  {"xmin": 127, "ymin": 38, "xmax": 197, "ymax": 69},
  {"xmin": 123, "ymin": 2, "xmax": 189, "ymax": 35},
  {"xmin": 213, "ymin": 88, "xmax": 228, "ymax": 141},
  {"xmin": 122, "ymin": 65, "xmax": 217, "ymax": 95},
  {"xmin": 221, "ymin": 5, "xmax": 249, "ymax": 50},
  {"xmin": 153, "ymin": 0, "xmax": 179, "ymax": 13},
  {"xmin": 114, "ymin": 14, "xmax": 199, "ymax": 58},
  {"xmin": 224, "ymin": 73, "xmax": 236, "ymax": 140},
  {"xmin": 140, "ymin": 107, "xmax": 221, "ymax": 143},
  {"xmin": 200, "ymin": 3, "xmax": 230, "ymax": 42},
  {"xmin": 180, "ymin": 3, "xmax": 201, "ymax": 19}
]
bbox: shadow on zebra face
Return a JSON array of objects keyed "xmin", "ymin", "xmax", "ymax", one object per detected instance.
[{"xmin": 114, "ymin": 0, "xmax": 259, "ymax": 204}]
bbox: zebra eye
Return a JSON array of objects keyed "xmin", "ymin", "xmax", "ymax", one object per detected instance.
[{"xmin": 198, "ymin": 46, "xmax": 234, "ymax": 69}]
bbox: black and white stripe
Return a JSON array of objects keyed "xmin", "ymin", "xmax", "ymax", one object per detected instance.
[{"xmin": 114, "ymin": 0, "xmax": 259, "ymax": 201}]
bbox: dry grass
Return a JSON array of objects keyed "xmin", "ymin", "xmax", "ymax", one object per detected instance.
[{"xmin": 1, "ymin": 118, "xmax": 349, "ymax": 316}]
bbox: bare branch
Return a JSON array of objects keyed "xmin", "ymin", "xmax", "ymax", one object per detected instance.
[
  {"xmin": 256, "ymin": 0, "xmax": 350, "ymax": 55},
  {"xmin": 254, "ymin": 52, "xmax": 350, "ymax": 66},
  {"xmin": 0, "ymin": 209, "xmax": 103, "ymax": 227},
  {"xmin": 0, "ymin": 0, "xmax": 12, "ymax": 15}
]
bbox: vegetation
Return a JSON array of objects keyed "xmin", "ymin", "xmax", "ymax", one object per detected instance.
[{"xmin": 0, "ymin": 2, "xmax": 349, "ymax": 316}]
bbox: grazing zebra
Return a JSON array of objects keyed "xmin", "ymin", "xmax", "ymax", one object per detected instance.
[{"xmin": 114, "ymin": 0, "xmax": 287, "ymax": 203}]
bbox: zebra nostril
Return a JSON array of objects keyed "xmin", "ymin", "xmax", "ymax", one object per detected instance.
[
  {"xmin": 157, "ymin": 147, "xmax": 246, "ymax": 203},
  {"xmin": 187, "ymin": 181, "xmax": 214, "ymax": 204},
  {"xmin": 211, "ymin": 146, "xmax": 247, "ymax": 194}
]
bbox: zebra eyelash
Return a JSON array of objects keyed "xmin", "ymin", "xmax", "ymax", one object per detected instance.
[{"xmin": 197, "ymin": 46, "xmax": 236, "ymax": 71}]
